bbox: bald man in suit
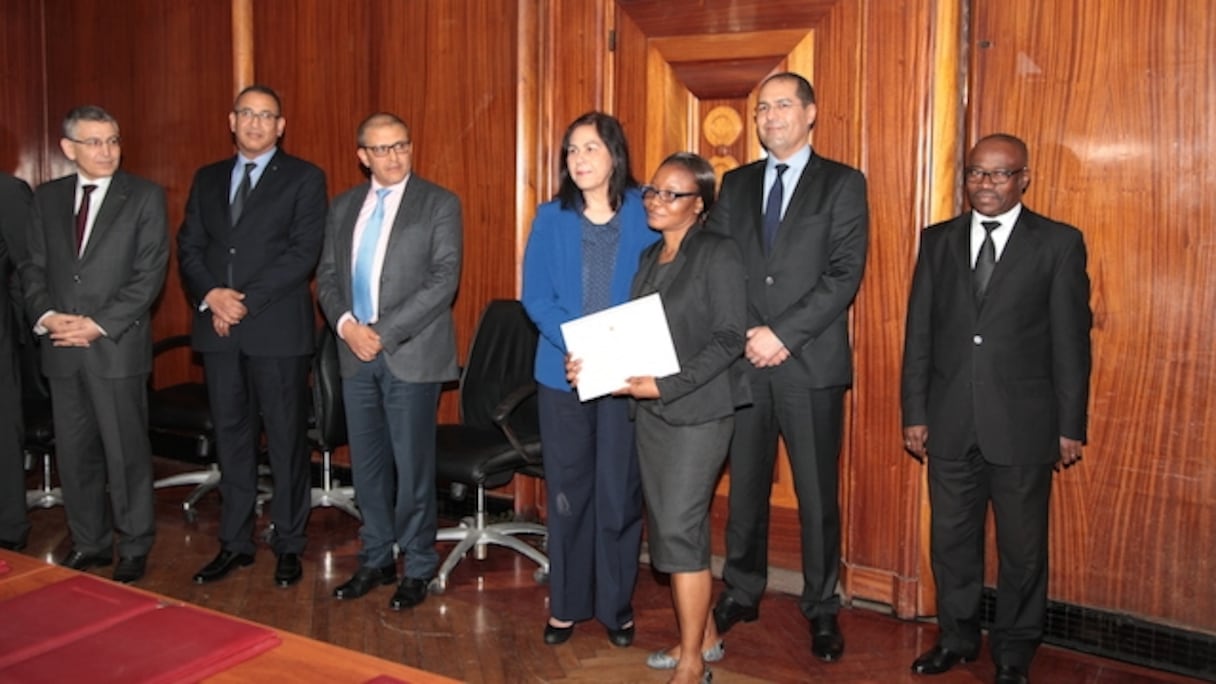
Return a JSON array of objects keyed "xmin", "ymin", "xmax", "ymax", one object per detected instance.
[
  {"xmin": 902, "ymin": 134, "xmax": 1091, "ymax": 684},
  {"xmin": 0, "ymin": 172, "xmax": 33, "ymax": 551},
  {"xmin": 21, "ymin": 106, "xmax": 169, "ymax": 582},
  {"xmin": 317, "ymin": 112, "xmax": 461, "ymax": 610}
]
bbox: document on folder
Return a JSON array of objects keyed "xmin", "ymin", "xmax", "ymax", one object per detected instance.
[{"xmin": 560, "ymin": 293, "xmax": 680, "ymax": 402}]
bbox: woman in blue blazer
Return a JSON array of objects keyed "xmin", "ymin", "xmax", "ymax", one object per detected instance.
[{"xmin": 522, "ymin": 112, "xmax": 657, "ymax": 647}]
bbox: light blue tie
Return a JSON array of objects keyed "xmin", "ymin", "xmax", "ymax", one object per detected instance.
[{"xmin": 352, "ymin": 188, "xmax": 390, "ymax": 323}]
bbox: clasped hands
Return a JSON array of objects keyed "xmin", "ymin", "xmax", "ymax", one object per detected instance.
[
  {"xmin": 205, "ymin": 288, "xmax": 247, "ymax": 338},
  {"xmin": 564, "ymin": 356, "xmax": 659, "ymax": 399},
  {"xmin": 339, "ymin": 318, "xmax": 383, "ymax": 362},
  {"xmin": 745, "ymin": 326, "xmax": 790, "ymax": 368},
  {"xmin": 44, "ymin": 313, "xmax": 102, "ymax": 347}
]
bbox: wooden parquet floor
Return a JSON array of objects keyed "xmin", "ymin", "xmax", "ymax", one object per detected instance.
[{"xmin": 12, "ymin": 457, "xmax": 1207, "ymax": 683}]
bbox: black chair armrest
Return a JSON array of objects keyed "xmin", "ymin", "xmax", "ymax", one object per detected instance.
[{"xmin": 491, "ymin": 381, "xmax": 539, "ymax": 465}]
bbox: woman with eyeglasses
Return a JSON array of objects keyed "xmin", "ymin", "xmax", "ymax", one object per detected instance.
[
  {"xmin": 568, "ymin": 152, "xmax": 747, "ymax": 684},
  {"xmin": 521, "ymin": 111, "xmax": 657, "ymax": 649}
]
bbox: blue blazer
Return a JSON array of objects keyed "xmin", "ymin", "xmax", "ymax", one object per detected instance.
[{"xmin": 522, "ymin": 188, "xmax": 657, "ymax": 391}]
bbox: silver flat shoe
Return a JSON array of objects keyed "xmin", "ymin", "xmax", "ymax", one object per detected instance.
[{"xmin": 645, "ymin": 641, "xmax": 725, "ymax": 670}]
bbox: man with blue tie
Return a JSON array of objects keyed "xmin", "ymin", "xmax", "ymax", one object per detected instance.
[
  {"xmin": 179, "ymin": 85, "xmax": 328, "ymax": 588},
  {"xmin": 316, "ymin": 113, "xmax": 462, "ymax": 610},
  {"xmin": 708, "ymin": 72, "xmax": 869, "ymax": 662}
]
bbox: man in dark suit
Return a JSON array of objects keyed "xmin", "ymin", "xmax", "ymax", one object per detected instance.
[
  {"xmin": 316, "ymin": 112, "xmax": 461, "ymax": 610},
  {"xmin": 901, "ymin": 134, "xmax": 1091, "ymax": 684},
  {"xmin": 178, "ymin": 85, "xmax": 328, "ymax": 587},
  {"xmin": 0, "ymin": 172, "xmax": 33, "ymax": 551},
  {"xmin": 20, "ymin": 106, "xmax": 169, "ymax": 582},
  {"xmin": 708, "ymin": 72, "xmax": 869, "ymax": 662}
]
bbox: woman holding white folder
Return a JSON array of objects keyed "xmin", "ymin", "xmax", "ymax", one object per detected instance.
[
  {"xmin": 570, "ymin": 152, "xmax": 748, "ymax": 684},
  {"xmin": 522, "ymin": 112, "xmax": 657, "ymax": 649}
]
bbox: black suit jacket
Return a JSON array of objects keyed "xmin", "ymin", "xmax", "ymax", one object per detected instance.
[
  {"xmin": 21, "ymin": 171, "xmax": 169, "ymax": 378},
  {"xmin": 629, "ymin": 228, "xmax": 749, "ymax": 425},
  {"xmin": 178, "ymin": 150, "xmax": 327, "ymax": 357},
  {"xmin": 901, "ymin": 208, "xmax": 1092, "ymax": 465},
  {"xmin": 708, "ymin": 152, "xmax": 869, "ymax": 388},
  {"xmin": 316, "ymin": 175, "xmax": 462, "ymax": 382},
  {"xmin": 0, "ymin": 174, "xmax": 32, "ymax": 356}
]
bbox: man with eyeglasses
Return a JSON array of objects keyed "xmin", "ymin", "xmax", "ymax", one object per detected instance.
[
  {"xmin": 20, "ymin": 105, "xmax": 169, "ymax": 583},
  {"xmin": 179, "ymin": 84, "xmax": 328, "ymax": 588},
  {"xmin": 707, "ymin": 71, "xmax": 869, "ymax": 664},
  {"xmin": 316, "ymin": 112, "xmax": 461, "ymax": 610},
  {"xmin": 902, "ymin": 134, "xmax": 1091, "ymax": 684}
]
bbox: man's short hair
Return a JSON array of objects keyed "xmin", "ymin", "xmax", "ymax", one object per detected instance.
[{"xmin": 62, "ymin": 105, "xmax": 118, "ymax": 140}]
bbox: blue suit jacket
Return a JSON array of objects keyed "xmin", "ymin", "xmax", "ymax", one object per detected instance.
[{"xmin": 521, "ymin": 188, "xmax": 657, "ymax": 391}]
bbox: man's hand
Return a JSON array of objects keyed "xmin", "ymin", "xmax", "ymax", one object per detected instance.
[
  {"xmin": 904, "ymin": 425, "xmax": 929, "ymax": 462},
  {"xmin": 204, "ymin": 288, "xmax": 247, "ymax": 326},
  {"xmin": 340, "ymin": 319, "xmax": 382, "ymax": 362},
  {"xmin": 49, "ymin": 315, "xmax": 103, "ymax": 348},
  {"xmin": 745, "ymin": 326, "xmax": 790, "ymax": 368},
  {"xmin": 1057, "ymin": 436, "xmax": 1083, "ymax": 470},
  {"xmin": 212, "ymin": 317, "xmax": 231, "ymax": 337}
]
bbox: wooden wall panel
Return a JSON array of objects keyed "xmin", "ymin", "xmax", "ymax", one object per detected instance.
[
  {"xmin": 0, "ymin": 0, "xmax": 47, "ymax": 184},
  {"xmin": 971, "ymin": 0, "xmax": 1216, "ymax": 632}
]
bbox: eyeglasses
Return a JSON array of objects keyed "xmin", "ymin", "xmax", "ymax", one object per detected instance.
[
  {"xmin": 234, "ymin": 108, "xmax": 281, "ymax": 122},
  {"xmin": 68, "ymin": 136, "xmax": 122, "ymax": 149},
  {"xmin": 964, "ymin": 167, "xmax": 1026, "ymax": 184},
  {"xmin": 362, "ymin": 141, "xmax": 411, "ymax": 157},
  {"xmin": 754, "ymin": 100, "xmax": 799, "ymax": 116},
  {"xmin": 641, "ymin": 186, "xmax": 698, "ymax": 203}
]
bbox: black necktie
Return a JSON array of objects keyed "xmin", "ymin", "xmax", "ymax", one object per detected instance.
[
  {"xmin": 763, "ymin": 163, "xmax": 789, "ymax": 254},
  {"xmin": 75, "ymin": 184, "xmax": 97, "ymax": 256},
  {"xmin": 230, "ymin": 162, "xmax": 256, "ymax": 227},
  {"xmin": 974, "ymin": 220, "xmax": 1000, "ymax": 300}
]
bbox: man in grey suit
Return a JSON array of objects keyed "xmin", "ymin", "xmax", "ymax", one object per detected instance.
[
  {"xmin": 708, "ymin": 72, "xmax": 869, "ymax": 662},
  {"xmin": 0, "ymin": 172, "xmax": 33, "ymax": 551},
  {"xmin": 316, "ymin": 112, "xmax": 462, "ymax": 610},
  {"xmin": 902, "ymin": 134, "xmax": 1091, "ymax": 684},
  {"xmin": 21, "ymin": 106, "xmax": 169, "ymax": 582}
]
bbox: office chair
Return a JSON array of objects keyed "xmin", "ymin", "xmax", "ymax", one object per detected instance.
[
  {"xmin": 432, "ymin": 299, "xmax": 547, "ymax": 593},
  {"xmin": 309, "ymin": 325, "xmax": 360, "ymax": 520}
]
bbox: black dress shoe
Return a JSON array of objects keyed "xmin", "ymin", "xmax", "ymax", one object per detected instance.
[
  {"xmin": 193, "ymin": 550, "xmax": 254, "ymax": 584},
  {"xmin": 113, "ymin": 555, "xmax": 148, "ymax": 584},
  {"xmin": 388, "ymin": 577, "xmax": 431, "ymax": 610},
  {"xmin": 810, "ymin": 614, "xmax": 844, "ymax": 662},
  {"xmin": 333, "ymin": 564, "xmax": 396, "ymax": 599},
  {"xmin": 911, "ymin": 645, "xmax": 978, "ymax": 675},
  {"xmin": 61, "ymin": 549, "xmax": 113, "ymax": 571},
  {"xmin": 994, "ymin": 665, "xmax": 1029, "ymax": 684},
  {"xmin": 543, "ymin": 620, "xmax": 574, "ymax": 645},
  {"xmin": 712, "ymin": 594, "xmax": 759, "ymax": 634},
  {"xmin": 274, "ymin": 552, "xmax": 303, "ymax": 587},
  {"xmin": 606, "ymin": 622, "xmax": 635, "ymax": 647}
]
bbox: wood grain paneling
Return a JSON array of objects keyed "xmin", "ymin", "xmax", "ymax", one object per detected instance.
[
  {"xmin": 0, "ymin": 0, "xmax": 47, "ymax": 183},
  {"xmin": 971, "ymin": 0, "xmax": 1216, "ymax": 632}
]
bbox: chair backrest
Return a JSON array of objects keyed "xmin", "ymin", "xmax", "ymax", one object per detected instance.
[
  {"xmin": 311, "ymin": 325, "xmax": 348, "ymax": 450},
  {"xmin": 459, "ymin": 300, "xmax": 539, "ymax": 433}
]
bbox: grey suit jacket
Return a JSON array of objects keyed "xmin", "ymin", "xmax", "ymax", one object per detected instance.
[
  {"xmin": 901, "ymin": 208, "xmax": 1091, "ymax": 465},
  {"xmin": 21, "ymin": 171, "xmax": 169, "ymax": 378},
  {"xmin": 707, "ymin": 152, "xmax": 869, "ymax": 388},
  {"xmin": 316, "ymin": 175, "xmax": 462, "ymax": 383},
  {"xmin": 630, "ymin": 228, "xmax": 749, "ymax": 425}
]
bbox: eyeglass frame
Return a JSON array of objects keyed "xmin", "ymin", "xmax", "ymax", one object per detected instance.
[
  {"xmin": 963, "ymin": 166, "xmax": 1027, "ymax": 184},
  {"xmin": 67, "ymin": 136, "xmax": 122, "ymax": 149},
  {"xmin": 640, "ymin": 185, "xmax": 698, "ymax": 203},
  {"xmin": 360, "ymin": 141, "xmax": 412, "ymax": 158},
  {"xmin": 233, "ymin": 108, "xmax": 281, "ymax": 122}
]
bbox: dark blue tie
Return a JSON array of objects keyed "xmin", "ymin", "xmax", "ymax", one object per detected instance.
[{"xmin": 763, "ymin": 163, "xmax": 789, "ymax": 254}]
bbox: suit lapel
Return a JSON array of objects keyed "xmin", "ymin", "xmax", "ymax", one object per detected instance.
[
  {"xmin": 82, "ymin": 172, "xmax": 128, "ymax": 260},
  {"xmin": 738, "ymin": 163, "xmax": 766, "ymax": 256},
  {"xmin": 338, "ymin": 182, "xmax": 370, "ymax": 300},
  {"xmin": 768, "ymin": 154, "xmax": 823, "ymax": 259},
  {"xmin": 981, "ymin": 210, "xmax": 1038, "ymax": 309}
]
